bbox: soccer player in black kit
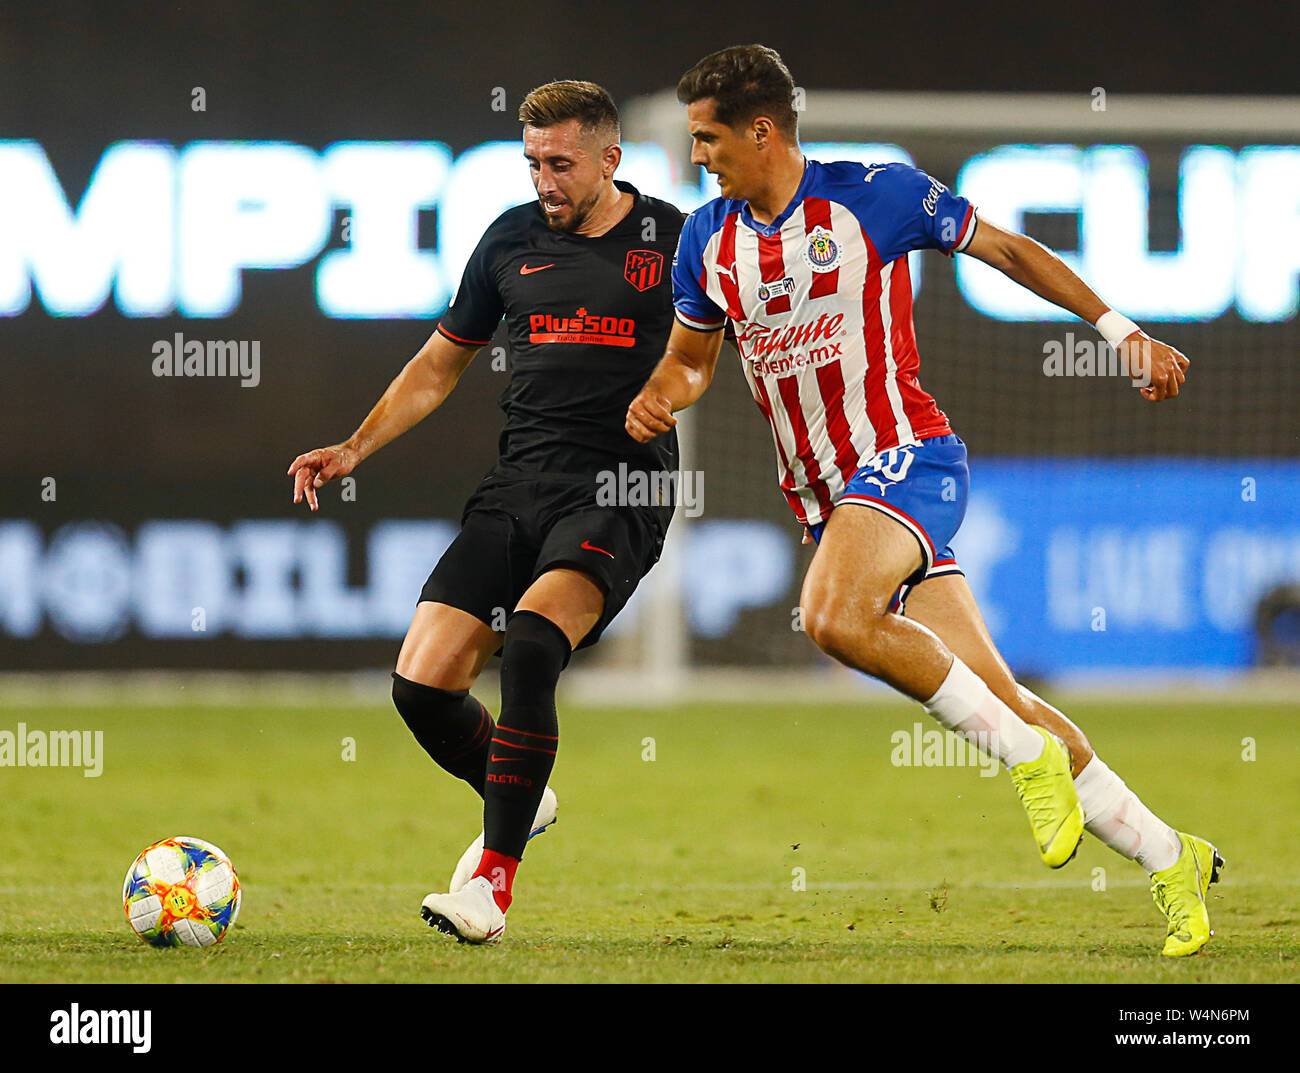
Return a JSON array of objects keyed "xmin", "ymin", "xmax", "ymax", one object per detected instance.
[{"xmin": 287, "ymin": 81, "xmax": 689, "ymax": 944}]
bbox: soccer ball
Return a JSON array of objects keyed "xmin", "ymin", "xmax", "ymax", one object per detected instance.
[{"xmin": 122, "ymin": 836, "xmax": 242, "ymax": 947}]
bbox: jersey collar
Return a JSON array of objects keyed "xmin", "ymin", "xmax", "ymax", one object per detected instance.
[
  {"xmin": 608, "ymin": 180, "xmax": 641, "ymax": 234},
  {"xmin": 738, "ymin": 158, "xmax": 814, "ymax": 237}
]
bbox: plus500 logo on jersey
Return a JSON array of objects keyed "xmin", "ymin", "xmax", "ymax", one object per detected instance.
[{"xmin": 528, "ymin": 309, "xmax": 637, "ymax": 347}]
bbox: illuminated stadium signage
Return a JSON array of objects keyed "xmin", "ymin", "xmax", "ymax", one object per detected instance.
[
  {"xmin": 0, "ymin": 139, "xmax": 1296, "ymax": 322},
  {"xmin": 955, "ymin": 144, "xmax": 1300, "ymax": 322},
  {"xmin": 0, "ymin": 517, "xmax": 788, "ymax": 645},
  {"xmin": 0, "ymin": 139, "xmax": 698, "ymax": 320},
  {"xmin": 4, "ymin": 457, "xmax": 1300, "ymax": 670}
]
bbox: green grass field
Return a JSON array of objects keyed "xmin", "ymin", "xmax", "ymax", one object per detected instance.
[{"xmin": 1, "ymin": 694, "xmax": 1296, "ymax": 983}]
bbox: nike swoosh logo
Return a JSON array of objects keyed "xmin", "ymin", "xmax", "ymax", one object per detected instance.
[
  {"xmin": 520, "ymin": 263, "xmax": 555, "ymax": 275},
  {"xmin": 580, "ymin": 540, "xmax": 614, "ymax": 558}
]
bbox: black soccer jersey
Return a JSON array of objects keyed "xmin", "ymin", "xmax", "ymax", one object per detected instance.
[{"xmin": 436, "ymin": 180, "xmax": 682, "ymax": 481}]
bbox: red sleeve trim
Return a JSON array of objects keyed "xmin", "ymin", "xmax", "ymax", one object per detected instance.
[{"xmin": 436, "ymin": 323, "xmax": 491, "ymax": 347}]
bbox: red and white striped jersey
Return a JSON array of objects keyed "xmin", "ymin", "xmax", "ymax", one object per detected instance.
[{"xmin": 672, "ymin": 159, "xmax": 977, "ymax": 526}]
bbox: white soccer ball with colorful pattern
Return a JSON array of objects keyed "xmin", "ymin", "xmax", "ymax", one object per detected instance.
[{"xmin": 122, "ymin": 836, "xmax": 242, "ymax": 947}]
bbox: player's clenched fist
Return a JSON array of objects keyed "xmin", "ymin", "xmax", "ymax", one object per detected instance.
[
  {"xmin": 1120, "ymin": 334, "xmax": 1190, "ymax": 402},
  {"xmin": 286, "ymin": 443, "xmax": 359, "ymax": 512},
  {"xmin": 625, "ymin": 390, "xmax": 677, "ymax": 443}
]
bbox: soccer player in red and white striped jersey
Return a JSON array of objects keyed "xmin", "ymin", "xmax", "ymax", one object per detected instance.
[
  {"xmin": 671, "ymin": 149, "xmax": 969, "ymax": 530},
  {"xmin": 627, "ymin": 45, "xmax": 1220, "ymax": 957}
]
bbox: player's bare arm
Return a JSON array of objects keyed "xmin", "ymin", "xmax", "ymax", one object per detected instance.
[
  {"xmin": 964, "ymin": 216, "xmax": 1190, "ymax": 402},
  {"xmin": 286, "ymin": 330, "xmax": 478, "ymax": 511},
  {"xmin": 625, "ymin": 320, "xmax": 724, "ymax": 443}
]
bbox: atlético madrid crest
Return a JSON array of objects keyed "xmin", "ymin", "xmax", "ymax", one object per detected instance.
[
  {"xmin": 803, "ymin": 226, "xmax": 841, "ymax": 273},
  {"xmin": 624, "ymin": 249, "xmax": 664, "ymax": 291}
]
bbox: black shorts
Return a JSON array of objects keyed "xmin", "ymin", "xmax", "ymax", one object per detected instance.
[{"xmin": 419, "ymin": 473, "xmax": 670, "ymax": 650}]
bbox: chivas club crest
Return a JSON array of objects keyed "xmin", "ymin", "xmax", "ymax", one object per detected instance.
[
  {"xmin": 803, "ymin": 226, "xmax": 841, "ymax": 273},
  {"xmin": 624, "ymin": 249, "xmax": 664, "ymax": 291}
]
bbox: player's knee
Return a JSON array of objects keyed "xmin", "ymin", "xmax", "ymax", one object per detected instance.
[
  {"xmin": 804, "ymin": 615, "xmax": 850, "ymax": 663},
  {"xmin": 392, "ymin": 656, "xmax": 474, "ymax": 694},
  {"xmin": 391, "ymin": 672, "xmax": 465, "ymax": 724},
  {"xmin": 802, "ymin": 598, "xmax": 889, "ymax": 669}
]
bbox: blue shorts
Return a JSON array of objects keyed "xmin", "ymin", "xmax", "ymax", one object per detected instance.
[{"xmin": 808, "ymin": 434, "xmax": 969, "ymax": 604}]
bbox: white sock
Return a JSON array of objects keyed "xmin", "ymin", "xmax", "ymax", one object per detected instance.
[
  {"xmin": 923, "ymin": 657, "xmax": 1045, "ymax": 769},
  {"xmin": 1073, "ymin": 756, "xmax": 1181, "ymax": 873}
]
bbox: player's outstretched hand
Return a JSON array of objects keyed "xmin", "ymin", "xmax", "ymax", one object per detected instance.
[
  {"xmin": 625, "ymin": 389, "xmax": 677, "ymax": 443},
  {"xmin": 1121, "ymin": 333, "xmax": 1190, "ymax": 401},
  {"xmin": 286, "ymin": 444, "xmax": 359, "ymax": 512}
]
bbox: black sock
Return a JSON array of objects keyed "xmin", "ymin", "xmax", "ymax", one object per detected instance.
[
  {"xmin": 391, "ymin": 673, "xmax": 495, "ymax": 796},
  {"xmin": 484, "ymin": 610, "xmax": 570, "ymax": 859}
]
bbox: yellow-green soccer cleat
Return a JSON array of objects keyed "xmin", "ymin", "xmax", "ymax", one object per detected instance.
[
  {"xmin": 1008, "ymin": 726, "xmax": 1085, "ymax": 868},
  {"xmin": 1150, "ymin": 832, "xmax": 1224, "ymax": 957}
]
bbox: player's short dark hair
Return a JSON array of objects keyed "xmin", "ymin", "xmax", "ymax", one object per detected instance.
[
  {"xmin": 676, "ymin": 45, "xmax": 798, "ymax": 139},
  {"xmin": 518, "ymin": 80, "xmax": 620, "ymax": 143}
]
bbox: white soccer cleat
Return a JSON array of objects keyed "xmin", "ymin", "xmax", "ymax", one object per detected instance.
[
  {"xmin": 448, "ymin": 786, "xmax": 558, "ymax": 893},
  {"xmin": 420, "ymin": 876, "xmax": 506, "ymax": 945}
]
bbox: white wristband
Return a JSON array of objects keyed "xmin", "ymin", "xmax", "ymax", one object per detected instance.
[{"xmin": 1095, "ymin": 310, "xmax": 1141, "ymax": 349}]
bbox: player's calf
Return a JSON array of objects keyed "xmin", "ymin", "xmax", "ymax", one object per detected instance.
[
  {"xmin": 483, "ymin": 610, "xmax": 568, "ymax": 862},
  {"xmin": 392, "ymin": 673, "xmax": 495, "ymax": 794},
  {"xmin": 1000, "ymin": 682, "xmax": 1095, "ymax": 777}
]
